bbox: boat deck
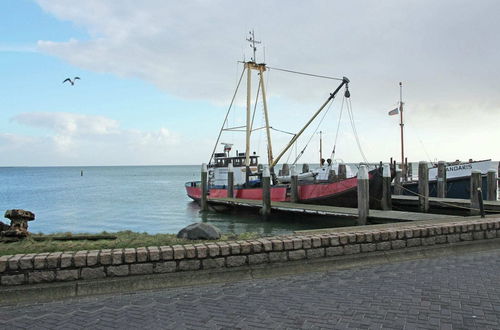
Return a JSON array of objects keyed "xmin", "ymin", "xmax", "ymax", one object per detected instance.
[{"xmin": 208, "ymin": 197, "xmax": 460, "ymax": 222}]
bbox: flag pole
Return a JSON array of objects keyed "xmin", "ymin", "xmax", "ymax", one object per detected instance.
[{"xmin": 399, "ymin": 82, "xmax": 405, "ymax": 180}]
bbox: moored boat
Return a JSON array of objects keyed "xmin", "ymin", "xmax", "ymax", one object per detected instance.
[{"xmin": 186, "ymin": 32, "xmax": 385, "ymax": 207}]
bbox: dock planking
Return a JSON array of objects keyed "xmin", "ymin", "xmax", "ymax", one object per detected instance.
[
  {"xmin": 392, "ymin": 195, "xmax": 500, "ymax": 212},
  {"xmin": 208, "ymin": 197, "xmax": 459, "ymax": 222}
]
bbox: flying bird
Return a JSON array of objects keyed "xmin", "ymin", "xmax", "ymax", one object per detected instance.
[{"xmin": 62, "ymin": 77, "xmax": 80, "ymax": 85}]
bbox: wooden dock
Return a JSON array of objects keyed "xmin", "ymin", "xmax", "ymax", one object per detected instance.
[
  {"xmin": 392, "ymin": 195, "xmax": 500, "ymax": 212},
  {"xmin": 208, "ymin": 197, "xmax": 459, "ymax": 222}
]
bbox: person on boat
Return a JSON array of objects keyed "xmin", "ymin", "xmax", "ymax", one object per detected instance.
[
  {"xmin": 326, "ymin": 158, "xmax": 332, "ymax": 166},
  {"xmin": 320, "ymin": 158, "xmax": 326, "ymax": 167}
]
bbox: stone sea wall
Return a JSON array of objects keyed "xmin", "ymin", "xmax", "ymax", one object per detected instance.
[{"xmin": 1, "ymin": 217, "xmax": 500, "ymax": 287}]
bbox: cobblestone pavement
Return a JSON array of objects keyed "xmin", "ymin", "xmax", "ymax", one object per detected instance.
[{"xmin": 1, "ymin": 249, "xmax": 500, "ymax": 329}]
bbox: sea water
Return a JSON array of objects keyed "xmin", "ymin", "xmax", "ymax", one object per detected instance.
[{"xmin": 0, "ymin": 166, "xmax": 350, "ymax": 236}]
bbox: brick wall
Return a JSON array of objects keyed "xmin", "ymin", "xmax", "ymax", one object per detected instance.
[{"xmin": 1, "ymin": 218, "xmax": 499, "ymax": 286}]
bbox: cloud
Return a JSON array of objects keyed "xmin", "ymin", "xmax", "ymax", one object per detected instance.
[
  {"xmin": 13, "ymin": 112, "xmax": 119, "ymax": 136},
  {"xmin": 28, "ymin": 0, "xmax": 500, "ymax": 163},
  {"xmin": 3, "ymin": 112, "xmax": 191, "ymax": 166}
]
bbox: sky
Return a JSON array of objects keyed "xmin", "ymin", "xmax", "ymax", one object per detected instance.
[{"xmin": 0, "ymin": 0, "xmax": 499, "ymax": 166}]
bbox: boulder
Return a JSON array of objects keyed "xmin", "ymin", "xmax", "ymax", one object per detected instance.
[{"xmin": 177, "ymin": 223, "xmax": 221, "ymax": 240}]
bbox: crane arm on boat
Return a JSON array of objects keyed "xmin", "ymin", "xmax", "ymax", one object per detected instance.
[{"xmin": 270, "ymin": 76, "xmax": 350, "ymax": 168}]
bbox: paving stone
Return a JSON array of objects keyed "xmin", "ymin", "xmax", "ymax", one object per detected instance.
[
  {"xmin": 4, "ymin": 248, "xmax": 500, "ymax": 328},
  {"xmin": 226, "ymin": 256, "xmax": 247, "ymax": 267},
  {"xmin": 1, "ymin": 274, "xmax": 25, "ymax": 285},
  {"xmin": 305, "ymin": 248, "xmax": 324, "ymax": 259},
  {"xmin": 147, "ymin": 247, "xmax": 160, "ymax": 261},
  {"xmin": 202, "ymin": 258, "xmax": 225, "ymax": 269},
  {"xmin": 325, "ymin": 246, "xmax": 344, "ymax": 256},
  {"xmin": 60, "ymin": 253, "xmax": 73, "ymax": 268},
  {"xmin": 206, "ymin": 244, "xmax": 220, "ymax": 257},
  {"xmin": 344, "ymin": 244, "xmax": 361, "ymax": 254},
  {"xmin": 154, "ymin": 261, "xmax": 176, "ymax": 273},
  {"xmin": 288, "ymin": 249, "xmax": 306, "ymax": 260},
  {"xmin": 130, "ymin": 263, "xmax": 153, "ymax": 275},
  {"xmin": 184, "ymin": 245, "xmax": 196, "ymax": 259},
  {"xmin": 28, "ymin": 270, "xmax": 56, "ymax": 284},
  {"xmin": 112, "ymin": 249, "xmax": 124, "ymax": 265},
  {"xmin": 172, "ymin": 245, "xmax": 186, "ymax": 259},
  {"xmin": 159, "ymin": 246, "xmax": 173, "ymax": 260},
  {"xmin": 178, "ymin": 259, "xmax": 201, "ymax": 271},
  {"xmin": 56, "ymin": 269, "xmax": 79, "ymax": 281},
  {"xmin": 7, "ymin": 255, "xmax": 23, "ymax": 271},
  {"xmin": 107, "ymin": 265, "xmax": 130, "ymax": 277},
  {"xmin": 33, "ymin": 254, "xmax": 47, "ymax": 269},
  {"xmin": 87, "ymin": 251, "xmax": 99, "ymax": 266},
  {"xmin": 269, "ymin": 251, "xmax": 287, "ymax": 262},
  {"xmin": 248, "ymin": 253, "xmax": 269, "ymax": 265},
  {"xmin": 81, "ymin": 267, "xmax": 106, "ymax": 280},
  {"xmin": 124, "ymin": 248, "xmax": 137, "ymax": 263},
  {"xmin": 99, "ymin": 250, "xmax": 112, "ymax": 265},
  {"xmin": 216, "ymin": 243, "xmax": 230, "ymax": 256},
  {"xmin": 73, "ymin": 252, "xmax": 87, "ymax": 267},
  {"xmin": 0, "ymin": 255, "xmax": 9, "ymax": 272}
]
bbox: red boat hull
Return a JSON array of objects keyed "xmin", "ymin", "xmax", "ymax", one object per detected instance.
[{"xmin": 185, "ymin": 168, "xmax": 383, "ymax": 208}]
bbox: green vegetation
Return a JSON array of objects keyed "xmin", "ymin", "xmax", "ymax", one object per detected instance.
[{"xmin": 0, "ymin": 231, "xmax": 262, "ymax": 256}]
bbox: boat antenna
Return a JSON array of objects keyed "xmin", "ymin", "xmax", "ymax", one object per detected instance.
[{"xmin": 246, "ymin": 30, "xmax": 261, "ymax": 62}]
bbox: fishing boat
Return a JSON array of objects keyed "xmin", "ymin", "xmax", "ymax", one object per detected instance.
[
  {"xmin": 401, "ymin": 159, "xmax": 499, "ymax": 199},
  {"xmin": 388, "ymin": 83, "xmax": 499, "ymax": 199},
  {"xmin": 185, "ymin": 32, "xmax": 384, "ymax": 207}
]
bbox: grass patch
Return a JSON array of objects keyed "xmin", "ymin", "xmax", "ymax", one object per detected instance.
[{"xmin": 0, "ymin": 231, "xmax": 262, "ymax": 256}]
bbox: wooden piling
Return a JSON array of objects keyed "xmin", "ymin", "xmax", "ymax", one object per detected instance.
[
  {"xmin": 290, "ymin": 165, "xmax": 299, "ymax": 203},
  {"xmin": 261, "ymin": 166, "xmax": 271, "ymax": 219},
  {"xmin": 437, "ymin": 160, "xmax": 447, "ymax": 198},
  {"xmin": 357, "ymin": 165, "xmax": 369, "ymax": 225},
  {"xmin": 200, "ymin": 163, "xmax": 208, "ymax": 212},
  {"xmin": 487, "ymin": 169, "xmax": 497, "ymax": 201},
  {"xmin": 394, "ymin": 169, "xmax": 402, "ymax": 195},
  {"xmin": 338, "ymin": 163, "xmax": 347, "ymax": 180},
  {"xmin": 477, "ymin": 188, "xmax": 485, "ymax": 218},
  {"xmin": 381, "ymin": 164, "xmax": 392, "ymax": 210},
  {"xmin": 227, "ymin": 163, "xmax": 234, "ymax": 198},
  {"xmin": 281, "ymin": 163, "xmax": 290, "ymax": 176},
  {"xmin": 418, "ymin": 161, "xmax": 429, "ymax": 213},
  {"xmin": 470, "ymin": 170, "xmax": 481, "ymax": 215}
]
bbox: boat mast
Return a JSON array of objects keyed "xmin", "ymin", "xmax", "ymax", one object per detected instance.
[
  {"xmin": 399, "ymin": 82, "xmax": 405, "ymax": 180},
  {"xmin": 244, "ymin": 31, "xmax": 274, "ymax": 182}
]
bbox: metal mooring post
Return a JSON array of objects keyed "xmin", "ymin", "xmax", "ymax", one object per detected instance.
[
  {"xmin": 470, "ymin": 170, "xmax": 481, "ymax": 216},
  {"xmin": 261, "ymin": 166, "xmax": 271, "ymax": 219},
  {"xmin": 227, "ymin": 163, "xmax": 234, "ymax": 198},
  {"xmin": 357, "ymin": 165, "xmax": 369, "ymax": 225},
  {"xmin": 381, "ymin": 164, "xmax": 392, "ymax": 210}
]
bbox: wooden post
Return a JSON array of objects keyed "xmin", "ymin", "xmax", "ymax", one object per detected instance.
[
  {"xmin": 357, "ymin": 165, "xmax": 369, "ymax": 225},
  {"xmin": 418, "ymin": 161, "xmax": 429, "ymax": 213},
  {"xmin": 200, "ymin": 163, "xmax": 208, "ymax": 212},
  {"xmin": 404, "ymin": 157, "xmax": 408, "ymax": 181},
  {"xmin": 281, "ymin": 163, "xmax": 290, "ymax": 176},
  {"xmin": 290, "ymin": 165, "xmax": 299, "ymax": 203},
  {"xmin": 381, "ymin": 164, "xmax": 392, "ymax": 210},
  {"xmin": 338, "ymin": 163, "xmax": 347, "ymax": 180},
  {"xmin": 261, "ymin": 166, "xmax": 271, "ymax": 219},
  {"xmin": 470, "ymin": 170, "xmax": 481, "ymax": 216},
  {"xmin": 487, "ymin": 169, "xmax": 497, "ymax": 201},
  {"xmin": 477, "ymin": 188, "xmax": 485, "ymax": 218},
  {"xmin": 302, "ymin": 163, "xmax": 309, "ymax": 173},
  {"xmin": 437, "ymin": 161, "xmax": 447, "ymax": 198},
  {"xmin": 394, "ymin": 169, "xmax": 402, "ymax": 195},
  {"xmin": 227, "ymin": 163, "xmax": 234, "ymax": 198}
]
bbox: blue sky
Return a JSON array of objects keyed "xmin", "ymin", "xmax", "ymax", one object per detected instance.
[{"xmin": 1, "ymin": 0, "xmax": 499, "ymax": 166}]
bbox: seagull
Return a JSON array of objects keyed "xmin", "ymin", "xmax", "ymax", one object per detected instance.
[{"xmin": 62, "ymin": 77, "xmax": 80, "ymax": 85}]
